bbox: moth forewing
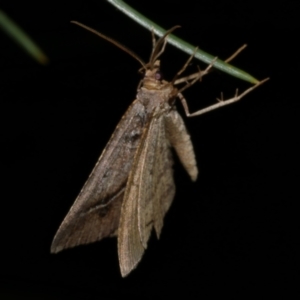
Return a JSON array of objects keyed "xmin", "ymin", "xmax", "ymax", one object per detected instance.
[
  {"xmin": 136, "ymin": 116, "xmax": 159, "ymax": 248},
  {"xmin": 118, "ymin": 116, "xmax": 157, "ymax": 276},
  {"xmin": 151, "ymin": 115, "xmax": 175, "ymax": 239},
  {"xmin": 118, "ymin": 95, "xmax": 178, "ymax": 277},
  {"xmin": 50, "ymin": 99, "xmax": 149, "ymax": 253}
]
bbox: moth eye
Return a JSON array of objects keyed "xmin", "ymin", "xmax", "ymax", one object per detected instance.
[{"xmin": 155, "ymin": 71, "xmax": 163, "ymax": 81}]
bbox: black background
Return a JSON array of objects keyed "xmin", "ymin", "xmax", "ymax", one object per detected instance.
[{"xmin": 1, "ymin": 0, "xmax": 298, "ymax": 298}]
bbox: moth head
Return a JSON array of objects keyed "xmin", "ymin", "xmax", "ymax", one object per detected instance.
[{"xmin": 142, "ymin": 60, "xmax": 165, "ymax": 89}]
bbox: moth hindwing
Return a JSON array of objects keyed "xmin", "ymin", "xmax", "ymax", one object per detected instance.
[{"xmin": 51, "ymin": 22, "xmax": 268, "ymax": 277}]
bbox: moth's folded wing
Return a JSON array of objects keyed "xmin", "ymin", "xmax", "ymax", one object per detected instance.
[
  {"xmin": 117, "ymin": 116, "xmax": 156, "ymax": 277},
  {"xmin": 165, "ymin": 110, "xmax": 198, "ymax": 181},
  {"xmin": 118, "ymin": 115, "xmax": 175, "ymax": 277},
  {"xmin": 152, "ymin": 115, "xmax": 175, "ymax": 239},
  {"xmin": 51, "ymin": 100, "xmax": 147, "ymax": 253},
  {"xmin": 137, "ymin": 114, "xmax": 176, "ymax": 242}
]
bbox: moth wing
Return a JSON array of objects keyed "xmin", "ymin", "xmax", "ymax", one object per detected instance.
[
  {"xmin": 165, "ymin": 109, "xmax": 198, "ymax": 181},
  {"xmin": 151, "ymin": 114, "xmax": 176, "ymax": 239},
  {"xmin": 137, "ymin": 113, "xmax": 176, "ymax": 241},
  {"xmin": 51, "ymin": 100, "xmax": 147, "ymax": 253},
  {"xmin": 118, "ymin": 113, "xmax": 175, "ymax": 277}
]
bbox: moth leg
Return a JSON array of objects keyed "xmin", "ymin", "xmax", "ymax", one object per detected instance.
[
  {"xmin": 151, "ymin": 28, "xmax": 157, "ymax": 50},
  {"xmin": 174, "ymin": 45, "xmax": 247, "ymax": 86},
  {"xmin": 179, "ymin": 78, "xmax": 269, "ymax": 118},
  {"xmin": 150, "ymin": 26, "xmax": 180, "ymax": 64},
  {"xmin": 171, "ymin": 47, "xmax": 198, "ymax": 84},
  {"xmin": 225, "ymin": 44, "xmax": 247, "ymax": 63},
  {"xmin": 174, "ymin": 57, "xmax": 217, "ymax": 86},
  {"xmin": 176, "ymin": 57, "xmax": 217, "ymax": 95},
  {"xmin": 152, "ymin": 36, "xmax": 168, "ymax": 62}
]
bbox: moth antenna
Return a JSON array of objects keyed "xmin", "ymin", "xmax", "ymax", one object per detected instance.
[
  {"xmin": 149, "ymin": 26, "xmax": 181, "ymax": 69},
  {"xmin": 71, "ymin": 21, "xmax": 146, "ymax": 69}
]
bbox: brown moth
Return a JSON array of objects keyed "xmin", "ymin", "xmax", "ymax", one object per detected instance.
[{"xmin": 51, "ymin": 21, "xmax": 267, "ymax": 277}]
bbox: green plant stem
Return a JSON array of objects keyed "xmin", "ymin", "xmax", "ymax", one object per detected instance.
[
  {"xmin": 106, "ymin": 0, "xmax": 258, "ymax": 83},
  {"xmin": 0, "ymin": 9, "xmax": 48, "ymax": 64}
]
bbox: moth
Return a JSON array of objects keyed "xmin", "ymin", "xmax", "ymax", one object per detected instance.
[{"xmin": 51, "ymin": 21, "xmax": 267, "ymax": 277}]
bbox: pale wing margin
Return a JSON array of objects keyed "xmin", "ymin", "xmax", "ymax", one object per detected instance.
[
  {"xmin": 118, "ymin": 112, "xmax": 175, "ymax": 277},
  {"xmin": 51, "ymin": 100, "xmax": 147, "ymax": 253}
]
